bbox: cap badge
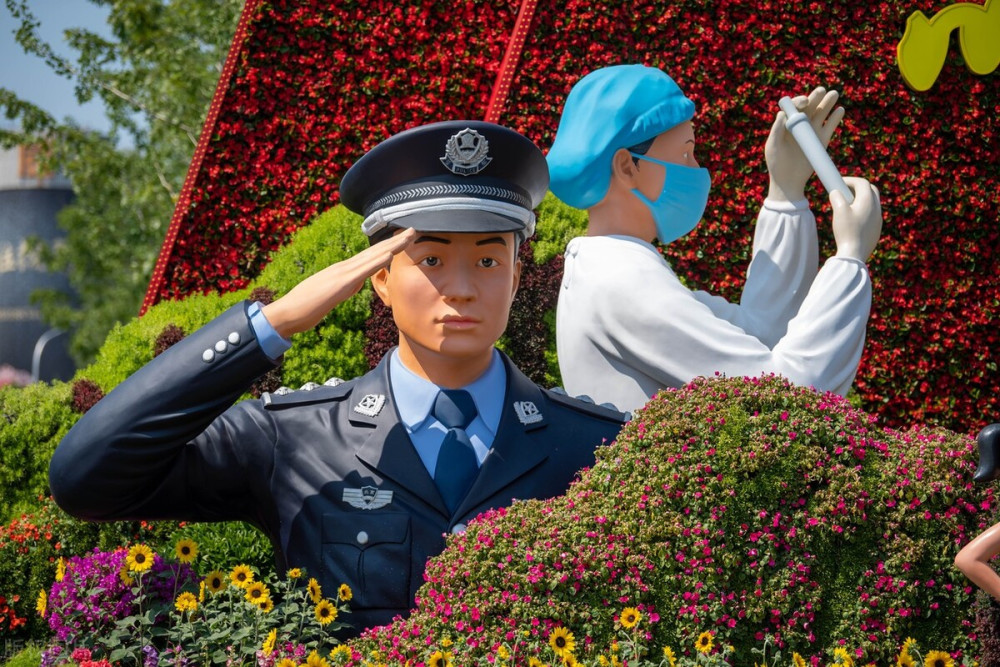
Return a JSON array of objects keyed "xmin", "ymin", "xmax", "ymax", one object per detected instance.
[
  {"xmin": 441, "ymin": 128, "xmax": 493, "ymax": 176},
  {"xmin": 343, "ymin": 485, "xmax": 393, "ymax": 510},
  {"xmin": 513, "ymin": 400, "xmax": 543, "ymax": 425},
  {"xmin": 353, "ymin": 393, "xmax": 386, "ymax": 417}
]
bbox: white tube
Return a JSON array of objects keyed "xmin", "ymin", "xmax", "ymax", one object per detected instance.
[{"xmin": 778, "ymin": 96, "xmax": 854, "ymax": 204}]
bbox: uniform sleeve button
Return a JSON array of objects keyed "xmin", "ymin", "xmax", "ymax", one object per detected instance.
[
  {"xmin": 215, "ymin": 340, "xmax": 228, "ymax": 354},
  {"xmin": 356, "ymin": 531, "xmax": 369, "ymax": 545},
  {"xmin": 228, "ymin": 332, "xmax": 241, "ymax": 346},
  {"xmin": 202, "ymin": 349, "xmax": 215, "ymax": 363}
]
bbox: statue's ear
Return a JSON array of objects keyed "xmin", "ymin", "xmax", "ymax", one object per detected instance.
[{"xmin": 609, "ymin": 148, "xmax": 640, "ymax": 188}]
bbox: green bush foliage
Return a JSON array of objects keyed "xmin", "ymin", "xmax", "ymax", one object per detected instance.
[{"xmin": 351, "ymin": 375, "xmax": 989, "ymax": 665}]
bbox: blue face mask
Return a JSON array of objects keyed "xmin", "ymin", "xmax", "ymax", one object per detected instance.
[{"xmin": 629, "ymin": 152, "xmax": 711, "ymax": 245}]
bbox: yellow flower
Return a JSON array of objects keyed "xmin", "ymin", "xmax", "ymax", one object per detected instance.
[
  {"xmin": 695, "ymin": 631, "xmax": 714, "ymax": 655},
  {"xmin": 441, "ymin": 638, "xmax": 453, "ymax": 648},
  {"xmin": 307, "ymin": 577, "xmax": 323, "ymax": 603},
  {"xmin": 834, "ymin": 647, "xmax": 855, "ymax": 667},
  {"xmin": 174, "ymin": 539, "xmax": 198, "ymax": 563},
  {"xmin": 230, "ymin": 564, "xmax": 254, "ymax": 588},
  {"xmin": 205, "ymin": 570, "xmax": 227, "ymax": 594},
  {"xmin": 119, "ymin": 567, "xmax": 135, "ymax": 587},
  {"xmin": 245, "ymin": 581, "xmax": 271, "ymax": 605},
  {"xmin": 897, "ymin": 652, "xmax": 917, "ymax": 667},
  {"xmin": 619, "ymin": 607, "xmax": 641, "ymax": 630},
  {"xmin": 563, "ymin": 656, "xmax": 579, "ymax": 667},
  {"xmin": 903, "ymin": 638, "xmax": 917, "ymax": 655},
  {"xmin": 199, "ymin": 580, "xmax": 206, "ymax": 603},
  {"xmin": 329, "ymin": 645, "xmax": 352, "ymax": 663},
  {"xmin": 428, "ymin": 651, "xmax": 452, "ymax": 667},
  {"xmin": 793, "ymin": 653, "xmax": 807, "ymax": 667},
  {"xmin": 175, "ymin": 591, "xmax": 198, "ymax": 614},
  {"xmin": 55, "ymin": 557, "xmax": 66, "ymax": 582},
  {"xmin": 277, "ymin": 660, "xmax": 297, "ymax": 667},
  {"xmin": 315, "ymin": 598, "xmax": 338, "ymax": 625},
  {"xmin": 126, "ymin": 544, "xmax": 154, "ymax": 572},
  {"xmin": 36, "ymin": 589, "xmax": 47, "ymax": 617},
  {"xmin": 262, "ymin": 628, "xmax": 277, "ymax": 655},
  {"xmin": 610, "ymin": 642, "xmax": 619, "ymax": 653},
  {"xmin": 338, "ymin": 582, "xmax": 353, "ymax": 602},
  {"xmin": 287, "ymin": 567, "xmax": 303, "ymax": 579},
  {"xmin": 306, "ymin": 650, "xmax": 330, "ymax": 667},
  {"xmin": 598, "ymin": 657, "xmax": 609, "ymax": 667},
  {"xmin": 498, "ymin": 645, "xmax": 510, "ymax": 660},
  {"xmin": 549, "ymin": 627, "xmax": 575, "ymax": 658},
  {"xmin": 663, "ymin": 647, "xmax": 677, "ymax": 667},
  {"xmin": 258, "ymin": 597, "xmax": 275, "ymax": 613},
  {"xmin": 528, "ymin": 659, "xmax": 546, "ymax": 667},
  {"xmin": 924, "ymin": 651, "xmax": 954, "ymax": 667}
]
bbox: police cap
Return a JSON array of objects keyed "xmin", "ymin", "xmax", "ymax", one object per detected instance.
[{"xmin": 340, "ymin": 120, "xmax": 548, "ymax": 244}]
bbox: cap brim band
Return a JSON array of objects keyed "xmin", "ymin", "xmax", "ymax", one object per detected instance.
[{"xmin": 362, "ymin": 197, "xmax": 536, "ymax": 239}]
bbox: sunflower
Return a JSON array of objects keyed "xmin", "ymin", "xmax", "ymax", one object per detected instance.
[
  {"xmin": 562, "ymin": 656, "xmax": 579, "ymax": 667},
  {"xmin": 315, "ymin": 599, "xmax": 338, "ymax": 625},
  {"xmin": 55, "ymin": 557, "xmax": 66, "ymax": 582},
  {"xmin": 528, "ymin": 659, "xmax": 546, "ymax": 667},
  {"xmin": 175, "ymin": 591, "xmax": 198, "ymax": 614},
  {"xmin": 287, "ymin": 567, "xmax": 303, "ymax": 579},
  {"xmin": 203, "ymin": 570, "xmax": 227, "ymax": 594},
  {"xmin": 428, "ymin": 651, "xmax": 452, "ymax": 667},
  {"xmin": 277, "ymin": 660, "xmax": 297, "ymax": 667},
  {"xmin": 548, "ymin": 627, "xmax": 575, "ymax": 658},
  {"xmin": 306, "ymin": 650, "xmax": 330, "ymax": 667},
  {"xmin": 619, "ymin": 607, "xmax": 641, "ymax": 629},
  {"xmin": 258, "ymin": 597, "xmax": 275, "ymax": 613},
  {"xmin": 662, "ymin": 647, "xmax": 677, "ymax": 667},
  {"xmin": 834, "ymin": 647, "xmax": 855, "ymax": 667},
  {"xmin": 924, "ymin": 651, "xmax": 954, "ymax": 667},
  {"xmin": 897, "ymin": 652, "xmax": 917, "ymax": 667},
  {"xmin": 329, "ymin": 645, "xmax": 352, "ymax": 663},
  {"xmin": 338, "ymin": 583, "xmax": 353, "ymax": 602},
  {"xmin": 198, "ymin": 580, "xmax": 206, "ymax": 603},
  {"xmin": 307, "ymin": 577, "xmax": 323, "ymax": 603},
  {"xmin": 244, "ymin": 581, "xmax": 271, "ymax": 605},
  {"xmin": 174, "ymin": 539, "xmax": 198, "ymax": 563},
  {"xmin": 903, "ymin": 638, "xmax": 917, "ymax": 655},
  {"xmin": 695, "ymin": 631, "xmax": 714, "ymax": 655},
  {"xmin": 793, "ymin": 653, "xmax": 807, "ymax": 667},
  {"xmin": 126, "ymin": 544, "xmax": 154, "ymax": 573},
  {"xmin": 36, "ymin": 589, "xmax": 46, "ymax": 617},
  {"xmin": 262, "ymin": 628, "xmax": 277, "ymax": 655},
  {"xmin": 230, "ymin": 564, "xmax": 254, "ymax": 588},
  {"xmin": 119, "ymin": 567, "xmax": 135, "ymax": 587}
]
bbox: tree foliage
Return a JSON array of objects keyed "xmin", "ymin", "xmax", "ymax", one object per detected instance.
[{"xmin": 0, "ymin": 0, "xmax": 241, "ymax": 361}]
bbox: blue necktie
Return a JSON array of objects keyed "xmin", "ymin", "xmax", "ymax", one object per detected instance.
[{"xmin": 432, "ymin": 389, "xmax": 480, "ymax": 513}]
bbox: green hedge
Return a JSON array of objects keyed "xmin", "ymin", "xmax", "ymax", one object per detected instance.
[{"xmin": 352, "ymin": 375, "xmax": 990, "ymax": 665}]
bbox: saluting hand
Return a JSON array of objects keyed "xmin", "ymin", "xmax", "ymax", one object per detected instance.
[{"xmin": 261, "ymin": 228, "xmax": 417, "ymax": 339}]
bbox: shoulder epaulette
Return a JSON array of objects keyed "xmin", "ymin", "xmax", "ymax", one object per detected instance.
[
  {"xmin": 262, "ymin": 377, "xmax": 356, "ymax": 409},
  {"xmin": 543, "ymin": 387, "xmax": 630, "ymax": 423}
]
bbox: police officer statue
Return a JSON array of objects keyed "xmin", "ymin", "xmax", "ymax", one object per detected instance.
[{"xmin": 49, "ymin": 121, "xmax": 626, "ymax": 635}]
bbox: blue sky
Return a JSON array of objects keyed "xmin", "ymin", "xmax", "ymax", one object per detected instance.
[{"xmin": 0, "ymin": 1, "xmax": 112, "ymax": 134}]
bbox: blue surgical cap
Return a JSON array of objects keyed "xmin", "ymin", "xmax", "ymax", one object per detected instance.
[{"xmin": 546, "ymin": 65, "xmax": 696, "ymax": 210}]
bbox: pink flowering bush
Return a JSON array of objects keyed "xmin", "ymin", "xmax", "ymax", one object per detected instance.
[{"xmin": 347, "ymin": 375, "xmax": 990, "ymax": 665}]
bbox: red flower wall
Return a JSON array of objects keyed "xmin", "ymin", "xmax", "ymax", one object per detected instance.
[{"xmin": 148, "ymin": 0, "xmax": 999, "ymax": 433}]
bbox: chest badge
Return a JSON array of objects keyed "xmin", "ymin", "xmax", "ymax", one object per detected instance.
[
  {"xmin": 343, "ymin": 485, "xmax": 393, "ymax": 510},
  {"xmin": 353, "ymin": 393, "xmax": 386, "ymax": 417},
  {"xmin": 513, "ymin": 400, "xmax": 543, "ymax": 425}
]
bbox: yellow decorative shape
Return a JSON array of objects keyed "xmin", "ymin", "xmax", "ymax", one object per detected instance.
[{"xmin": 897, "ymin": 0, "xmax": 1000, "ymax": 91}]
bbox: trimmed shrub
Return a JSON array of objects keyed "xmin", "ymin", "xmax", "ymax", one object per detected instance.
[{"xmin": 349, "ymin": 375, "xmax": 989, "ymax": 665}]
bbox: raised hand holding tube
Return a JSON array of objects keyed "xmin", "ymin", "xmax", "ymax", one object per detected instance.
[{"xmin": 778, "ymin": 95, "xmax": 854, "ymax": 204}]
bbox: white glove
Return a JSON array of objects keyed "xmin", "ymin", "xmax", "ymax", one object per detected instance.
[
  {"xmin": 766, "ymin": 87, "xmax": 845, "ymax": 203},
  {"xmin": 832, "ymin": 176, "xmax": 882, "ymax": 262}
]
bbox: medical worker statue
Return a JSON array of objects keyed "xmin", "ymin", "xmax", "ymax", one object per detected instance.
[{"xmin": 547, "ymin": 64, "xmax": 884, "ymax": 412}]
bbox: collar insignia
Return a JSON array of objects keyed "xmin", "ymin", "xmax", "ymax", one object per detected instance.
[
  {"xmin": 440, "ymin": 128, "xmax": 492, "ymax": 176},
  {"xmin": 353, "ymin": 393, "xmax": 386, "ymax": 417},
  {"xmin": 343, "ymin": 485, "xmax": 393, "ymax": 510},
  {"xmin": 513, "ymin": 400, "xmax": 543, "ymax": 425}
]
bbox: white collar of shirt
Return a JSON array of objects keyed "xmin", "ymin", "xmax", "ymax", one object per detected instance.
[{"xmin": 389, "ymin": 347, "xmax": 505, "ymax": 438}]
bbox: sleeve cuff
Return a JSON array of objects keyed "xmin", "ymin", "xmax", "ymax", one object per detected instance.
[
  {"xmin": 762, "ymin": 197, "xmax": 810, "ymax": 213},
  {"xmin": 247, "ymin": 301, "xmax": 292, "ymax": 361}
]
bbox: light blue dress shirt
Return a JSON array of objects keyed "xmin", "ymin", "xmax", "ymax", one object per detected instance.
[
  {"xmin": 248, "ymin": 301, "xmax": 506, "ymax": 478},
  {"xmin": 389, "ymin": 347, "xmax": 505, "ymax": 477}
]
